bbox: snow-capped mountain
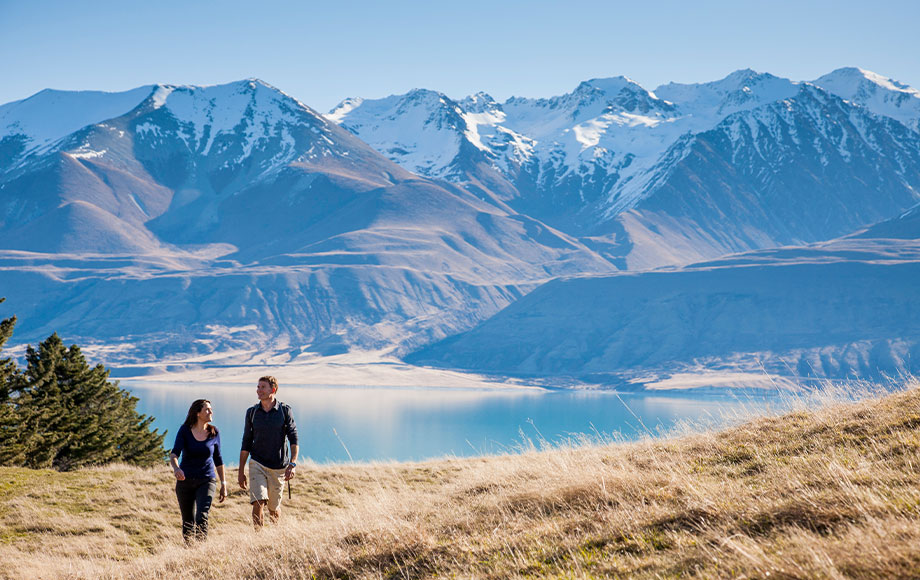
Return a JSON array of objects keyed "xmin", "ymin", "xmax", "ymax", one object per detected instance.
[
  {"xmin": 622, "ymin": 82, "xmax": 920, "ymax": 266},
  {"xmin": 330, "ymin": 76, "xmax": 685, "ymax": 230},
  {"xmin": 0, "ymin": 79, "xmax": 617, "ymax": 363},
  {"xmin": 814, "ymin": 67, "xmax": 920, "ymax": 133},
  {"xmin": 329, "ymin": 68, "xmax": 920, "ymax": 265},
  {"xmin": 0, "ymin": 85, "xmax": 155, "ymax": 171},
  {"xmin": 1, "ymin": 79, "xmax": 398, "ymax": 254},
  {"xmin": 2, "ymin": 70, "xmax": 919, "ymax": 382},
  {"xmin": 654, "ymin": 69, "xmax": 799, "ymax": 121},
  {"xmin": 327, "ymin": 89, "xmax": 471, "ymax": 180}
]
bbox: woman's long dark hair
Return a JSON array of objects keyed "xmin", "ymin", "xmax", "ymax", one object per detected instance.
[{"xmin": 184, "ymin": 399, "xmax": 219, "ymax": 438}]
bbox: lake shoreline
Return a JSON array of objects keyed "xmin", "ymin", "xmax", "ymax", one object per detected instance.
[
  {"xmin": 110, "ymin": 352, "xmax": 829, "ymax": 396},
  {"xmin": 109, "ymin": 352, "xmax": 543, "ymax": 391}
]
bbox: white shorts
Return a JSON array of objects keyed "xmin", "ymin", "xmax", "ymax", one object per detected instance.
[{"xmin": 248, "ymin": 460, "xmax": 286, "ymax": 512}]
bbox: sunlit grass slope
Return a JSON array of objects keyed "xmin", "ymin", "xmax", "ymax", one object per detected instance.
[{"xmin": 3, "ymin": 381, "xmax": 920, "ymax": 579}]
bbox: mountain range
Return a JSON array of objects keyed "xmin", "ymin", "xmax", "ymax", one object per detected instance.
[
  {"xmin": 1, "ymin": 68, "xmax": 918, "ymax": 386},
  {"xmin": 331, "ymin": 68, "xmax": 920, "ymax": 267}
]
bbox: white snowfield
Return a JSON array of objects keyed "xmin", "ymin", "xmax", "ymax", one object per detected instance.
[
  {"xmin": 815, "ymin": 67, "xmax": 920, "ymax": 133},
  {"xmin": 152, "ymin": 80, "xmax": 303, "ymax": 159},
  {"xmin": 1, "ymin": 68, "xmax": 919, "ymax": 389},
  {"xmin": 0, "ymin": 85, "xmax": 155, "ymax": 162}
]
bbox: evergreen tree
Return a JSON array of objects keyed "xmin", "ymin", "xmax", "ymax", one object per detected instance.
[
  {"xmin": 13, "ymin": 333, "xmax": 166, "ymax": 470},
  {"xmin": 0, "ymin": 298, "xmax": 19, "ymax": 463},
  {"xmin": 0, "ymin": 298, "xmax": 14, "ymax": 389},
  {"xmin": 0, "ymin": 300, "xmax": 166, "ymax": 470},
  {"xmin": 111, "ymin": 387, "xmax": 168, "ymax": 466}
]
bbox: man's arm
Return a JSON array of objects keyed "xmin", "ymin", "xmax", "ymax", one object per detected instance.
[
  {"xmin": 285, "ymin": 444, "xmax": 298, "ymax": 481},
  {"xmin": 238, "ymin": 450, "xmax": 249, "ymax": 490},
  {"xmin": 284, "ymin": 407, "xmax": 299, "ymax": 480},
  {"xmin": 239, "ymin": 407, "xmax": 254, "ymax": 490}
]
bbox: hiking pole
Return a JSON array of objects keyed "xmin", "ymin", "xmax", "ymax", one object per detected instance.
[{"xmin": 287, "ymin": 478, "xmax": 292, "ymax": 499}]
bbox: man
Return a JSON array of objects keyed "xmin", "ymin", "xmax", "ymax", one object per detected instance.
[{"xmin": 238, "ymin": 375, "xmax": 298, "ymax": 527}]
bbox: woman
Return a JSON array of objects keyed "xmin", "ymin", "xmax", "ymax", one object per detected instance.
[{"xmin": 169, "ymin": 399, "xmax": 227, "ymax": 543}]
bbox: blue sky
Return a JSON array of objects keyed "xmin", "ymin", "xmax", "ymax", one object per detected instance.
[{"xmin": 2, "ymin": 0, "xmax": 918, "ymax": 112}]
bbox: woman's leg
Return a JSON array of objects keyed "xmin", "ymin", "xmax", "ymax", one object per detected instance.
[
  {"xmin": 175, "ymin": 480, "xmax": 196, "ymax": 543},
  {"xmin": 193, "ymin": 479, "xmax": 218, "ymax": 539}
]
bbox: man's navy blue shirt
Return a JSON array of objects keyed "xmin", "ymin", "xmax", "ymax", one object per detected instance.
[
  {"xmin": 171, "ymin": 424, "xmax": 223, "ymax": 479},
  {"xmin": 241, "ymin": 400, "xmax": 298, "ymax": 470}
]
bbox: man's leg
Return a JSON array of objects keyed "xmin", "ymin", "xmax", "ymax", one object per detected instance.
[
  {"xmin": 266, "ymin": 467, "xmax": 285, "ymax": 523},
  {"xmin": 252, "ymin": 499, "xmax": 267, "ymax": 528},
  {"xmin": 248, "ymin": 461, "xmax": 271, "ymax": 528}
]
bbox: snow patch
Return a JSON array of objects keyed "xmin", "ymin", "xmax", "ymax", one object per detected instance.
[
  {"xmin": 150, "ymin": 86, "xmax": 173, "ymax": 109},
  {"xmin": 69, "ymin": 149, "xmax": 106, "ymax": 159},
  {"xmin": 135, "ymin": 122, "xmax": 162, "ymax": 136}
]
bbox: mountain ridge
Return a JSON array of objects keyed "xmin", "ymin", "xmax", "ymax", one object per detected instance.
[
  {"xmin": 0, "ymin": 78, "xmax": 619, "ymax": 365},
  {"xmin": 329, "ymin": 67, "xmax": 920, "ymax": 267},
  {"xmin": 1, "ymin": 70, "xmax": 918, "ymax": 383}
]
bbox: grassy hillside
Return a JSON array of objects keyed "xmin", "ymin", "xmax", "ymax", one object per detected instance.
[{"xmin": 3, "ymin": 382, "xmax": 920, "ymax": 579}]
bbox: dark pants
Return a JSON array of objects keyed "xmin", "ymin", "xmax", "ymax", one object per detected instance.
[{"xmin": 175, "ymin": 477, "xmax": 217, "ymax": 542}]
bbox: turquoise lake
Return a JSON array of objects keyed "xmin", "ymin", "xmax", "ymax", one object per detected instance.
[{"xmin": 124, "ymin": 382, "xmax": 781, "ymax": 464}]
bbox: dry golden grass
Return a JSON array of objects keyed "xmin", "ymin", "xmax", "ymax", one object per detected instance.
[{"xmin": 3, "ymin": 381, "xmax": 920, "ymax": 579}]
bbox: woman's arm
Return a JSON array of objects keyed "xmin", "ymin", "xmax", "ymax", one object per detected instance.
[
  {"xmin": 170, "ymin": 426, "xmax": 186, "ymax": 480},
  {"xmin": 216, "ymin": 464, "xmax": 227, "ymax": 502},
  {"xmin": 169, "ymin": 453, "xmax": 185, "ymax": 480},
  {"xmin": 214, "ymin": 434, "xmax": 227, "ymax": 502}
]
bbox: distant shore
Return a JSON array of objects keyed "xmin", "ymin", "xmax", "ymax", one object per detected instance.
[
  {"xmin": 108, "ymin": 351, "xmax": 541, "ymax": 390},
  {"xmin": 108, "ymin": 349, "xmax": 816, "ymax": 394}
]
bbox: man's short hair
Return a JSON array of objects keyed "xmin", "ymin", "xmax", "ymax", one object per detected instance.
[{"xmin": 259, "ymin": 375, "xmax": 279, "ymax": 392}]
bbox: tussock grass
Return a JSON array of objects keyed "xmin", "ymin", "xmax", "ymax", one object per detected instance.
[{"xmin": 3, "ymin": 381, "xmax": 920, "ymax": 579}]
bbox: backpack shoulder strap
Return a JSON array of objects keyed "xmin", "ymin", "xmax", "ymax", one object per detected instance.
[{"xmin": 278, "ymin": 401, "xmax": 290, "ymax": 432}]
